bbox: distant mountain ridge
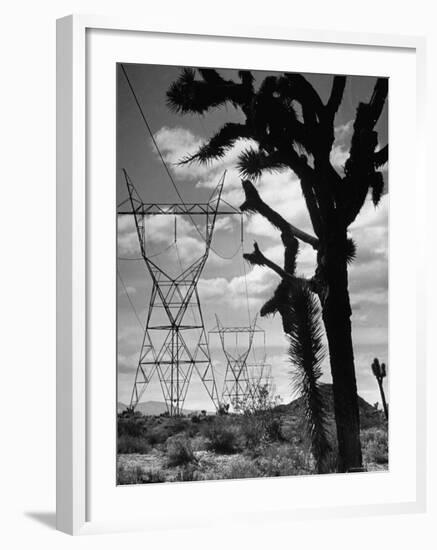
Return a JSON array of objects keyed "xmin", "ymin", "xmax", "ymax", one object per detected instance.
[
  {"xmin": 275, "ymin": 383, "xmax": 386, "ymax": 429},
  {"xmin": 118, "ymin": 384, "xmax": 385, "ymax": 428},
  {"xmin": 117, "ymin": 400, "xmax": 203, "ymax": 416}
]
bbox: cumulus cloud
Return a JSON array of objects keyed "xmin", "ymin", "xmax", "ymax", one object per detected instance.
[
  {"xmin": 118, "ymin": 216, "xmax": 141, "ymax": 256},
  {"xmin": 198, "ymin": 265, "xmax": 276, "ymax": 311},
  {"xmin": 330, "ymin": 120, "xmax": 353, "ymax": 174},
  {"xmin": 214, "ymin": 216, "xmax": 234, "ymax": 232},
  {"xmin": 118, "ymin": 351, "xmax": 140, "ymax": 374},
  {"xmin": 348, "ymin": 194, "xmax": 388, "ymax": 304},
  {"xmin": 153, "ymin": 126, "xmax": 205, "ymax": 179}
]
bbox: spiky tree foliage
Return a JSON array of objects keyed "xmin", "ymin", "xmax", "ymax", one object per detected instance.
[
  {"xmin": 371, "ymin": 358, "xmax": 389, "ymax": 420},
  {"xmin": 288, "ymin": 283, "xmax": 332, "ymax": 474},
  {"xmin": 167, "ymin": 69, "xmax": 388, "ymax": 472}
]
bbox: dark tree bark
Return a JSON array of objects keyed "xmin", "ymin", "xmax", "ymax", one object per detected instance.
[
  {"xmin": 321, "ymin": 235, "xmax": 362, "ymax": 471},
  {"xmin": 377, "ymin": 379, "xmax": 389, "ymax": 421},
  {"xmin": 372, "ymin": 358, "xmax": 389, "ymax": 421}
]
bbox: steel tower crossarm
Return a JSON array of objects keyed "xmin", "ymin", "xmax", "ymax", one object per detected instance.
[{"xmin": 120, "ymin": 170, "xmax": 241, "ymax": 416}]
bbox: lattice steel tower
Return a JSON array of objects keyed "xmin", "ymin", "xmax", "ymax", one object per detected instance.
[
  {"xmin": 246, "ymin": 357, "xmax": 274, "ymax": 403},
  {"xmin": 119, "ymin": 170, "xmax": 240, "ymax": 415},
  {"xmin": 209, "ymin": 315, "xmax": 265, "ymax": 410}
]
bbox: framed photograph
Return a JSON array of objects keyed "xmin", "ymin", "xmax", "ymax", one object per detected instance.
[{"xmin": 56, "ymin": 14, "xmax": 426, "ymax": 535}]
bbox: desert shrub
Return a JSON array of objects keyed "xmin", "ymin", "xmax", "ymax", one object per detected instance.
[
  {"xmin": 258, "ymin": 442, "xmax": 292, "ymax": 461},
  {"xmin": 117, "ymin": 463, "xmax": 167, "ymax": 484},
  {"xmin": 166, "ymin": 435, "xmax": 196, "ymax": 466},
  {"xmin": 256, "ymin": 443, "xmax": 313, "ymax": 476},
  {"xmin": 234, "ymin": 385, "xmax": 283, "ymax": 448},
  {"xmin": 240, "ymin": 415, "xmax": 263, "ymax": 449},
  {"xmin": 174, "ymin": 464, "xmax": 201, "ymax": 482},
  {"xmin": 256, "ymin": 456, "xmax": 297, "ymax": 477},
  {"xmin": 141, "ymin": 469, "xmax": 166, "ymax": 483},
  {"xmin": 238, "ymin": 413, "xmax": 282, "ymax": 449},
  {"xmin": 117, "ymin": 412, "xmax": 147, "ymax": 438},
  {"xmin": 143, "ymin": 416, "xmax": 197, "ymax": 446},
  {"xmin": 117, "ymin": 434, "xmax": 150, "ymax": 454},
  {"xmin": 145, "ymin": 427, "xmax": 168, "ymax": 446},
  {"xmin": 217, "ymin": 403, "xmax": 230, "ymax": 415},
  {"xmin": 190, "ymin": 435, "xmax": 209, "ymax": 452},
  {"xmin": 264, "ymin": 416, "xmax": 283, "ymax": 442},
  {"xmin": 361, "ymin": 428, "xmax": 388, "ymax": 464},
  {"xmin": 167, "ymin": 417, "xmax": 189, "ymax": 433},
  {"xmin": 202, "ymin": 419, "xmax": 239, "ymax": 454},
  {"xmin": 117, "ymin": 463, "xmax": 144, "ymax": 485},
  {"xmin": 221, "ymin": 457, "xmax": 261, "ymax": 480}
]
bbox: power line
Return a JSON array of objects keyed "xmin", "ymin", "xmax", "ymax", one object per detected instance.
[
  {"xmin": 120, "ymin": 63, "xmax": 243, "ymax": 262},
  {"xmin": 118, "ymin": 242, "xmax": 176, "ymax": 261},
  {"xmin": 117, "ymin": 268, "xmax": 144, "ymax": 329},
  {"xmin": 241, "ymin": 252, "xmax": 252, "ymax": 327},
  {"xmin": 120, "ymin": 64, "xmax": 188, "ymax": 207}
]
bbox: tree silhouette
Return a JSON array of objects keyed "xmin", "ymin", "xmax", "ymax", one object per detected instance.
[
  {"xmin": 371, "ymin": 358, "xmax": 388, "ymax": 420},
  {"xmin": 244, "ymin": 236, "xmax": 332, "ymax": 473},
  {"xmin": 167, "ymin": 69, "xmax": 388, "ymax": 472},
  {"xmin": 286, "ymin": 283, "xmax": 333, "ymax": 473}
]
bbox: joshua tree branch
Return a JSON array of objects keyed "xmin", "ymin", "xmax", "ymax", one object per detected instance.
[
  {"xmin": 368, "ymin": 78, "xmax": 389, "ymax": 126},
  {"xmin": 179, "ymin": 123, "xmax": 252, "ymax": 165},
  {"xmin": 342, "ymin": 78, "xmax": 389, "ymax": 226},
  {"xmin": 244, "ymin": 242, "xmax": 302, "ymax": 285},
  {"xmin": 240, "ymin": 180, "xmax": 319, "ymax": 249},
  {"xmin": 284, "ymin": 146, "xmax": 315, "ymax": 179},
  {"xmin": 282, "ymin": 74, "xmax": 324, "ymax": 122},
  {"xmin": 237, "ymin": 148, "xmax": 288, "ymax": 180},
  {"xmin": 166, "ymin": 68, "xmax": 253, "ymax": 115},
  {"xmin": 326, "ymin": 76, "xmax": 347, "ymax": 118},
  {"xmin": 374, "ymin": 145, "xmax": 388, "ymax": 168}
]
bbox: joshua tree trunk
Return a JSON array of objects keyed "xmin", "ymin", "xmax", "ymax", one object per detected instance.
[
  {"xmin": 371, "ymin": 358, "xmax": 388, "ymax": 420},
  {"xmin": 377, "ymin": 379, "xmax": 389, "ymax": 421},
  {"xmin": 321, "ymin": 243, "xmax": 362, "ymax": 472},
  {"xmin": 371, "ymin": 358, "xmax": 389, "ymax": 421}
]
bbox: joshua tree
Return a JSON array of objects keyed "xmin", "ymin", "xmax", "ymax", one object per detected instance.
[
  {"xmin": 287, "ymin": 282, "xmax": 333, "ymax": 473},
  {"xmin": 167, "ymin": 69, "xmax": 388, "ymax": 472},
  {"xmin": 371, "ymin": 358, "xmax": 388, "ymax": 420},
  {"xmin": 244, "ymin": 235, "xmax": 332, "ymax": 473}
]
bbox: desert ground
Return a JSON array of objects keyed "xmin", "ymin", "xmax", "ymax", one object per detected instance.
[{"xmin": 117, "ymin": 384, "xmax": 388, "ymax": 484}]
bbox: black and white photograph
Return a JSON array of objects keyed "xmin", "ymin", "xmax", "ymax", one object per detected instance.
[{"xmin": 116, "ymin": 63, "xmax": 389, "ymax": 484}]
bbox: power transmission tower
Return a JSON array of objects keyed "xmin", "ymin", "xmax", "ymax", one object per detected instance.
[
  {"xmin": 209, "ymin": 315, "xmax": 265, "ymax": 411},
  {"xmin": 246, "ymin": 357, "xmax": 274, "ymax": 403},
  {"xmin": 119, "ymin": 170, "xmax": 241, "ymax": 416}
]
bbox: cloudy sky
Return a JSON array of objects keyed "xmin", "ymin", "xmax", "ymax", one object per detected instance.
[{"xmin": 116, "ymin": 63, "xmax": 388, "ymax": 411}]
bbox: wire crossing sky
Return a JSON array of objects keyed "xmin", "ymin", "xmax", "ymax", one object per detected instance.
[{"xmin": 116, "ymin": 63, "xmax": 388, "ymax": 411}]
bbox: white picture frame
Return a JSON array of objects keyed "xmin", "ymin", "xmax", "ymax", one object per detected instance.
[{"xmin": 56, "ymin": 14, "xmax": 427, "ymax": 535}]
